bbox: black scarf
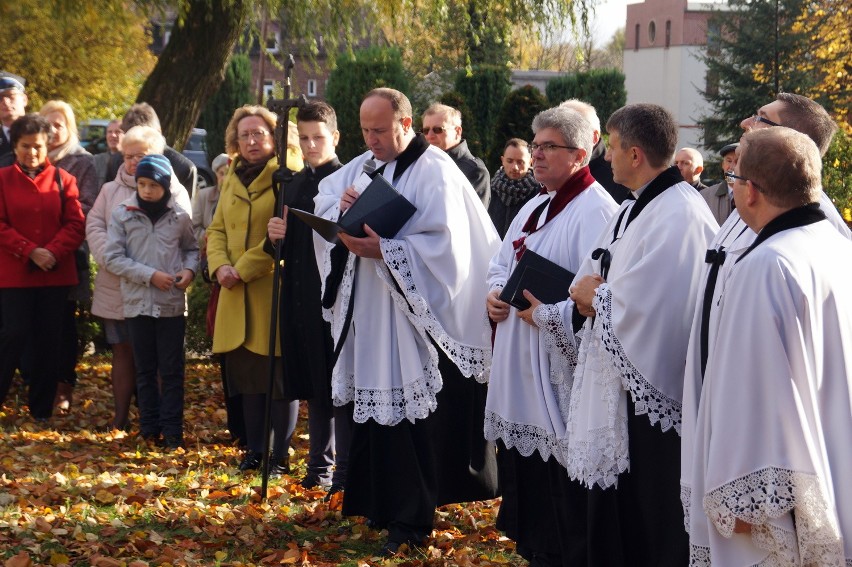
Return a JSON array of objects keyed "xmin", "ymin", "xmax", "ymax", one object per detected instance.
[
  {"xmin": 234, "ymin": 155, "xmax": 273, "ymax": 188},
  {"xmin": 492, "ymin": 168, "xmax": 541, "ymax": 207},
  {"xmin": 136, "ymin": 189, "xmax": 171, "ymax": 223}
]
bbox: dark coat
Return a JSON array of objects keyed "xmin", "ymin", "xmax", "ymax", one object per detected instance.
[
  {"xmin": 265, "ymin": 158, "xmax": 341, "ymax": 401},
  {"xmin": 446, "ymin": 139, "xmax": 491, "ymax": 207},
  {"xmin": 588, "ymin": 140, "xmax": 631, "ymax": 204}
]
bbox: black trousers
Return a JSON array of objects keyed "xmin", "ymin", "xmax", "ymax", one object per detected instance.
[{"xmin": 0, "ymin": 286, "xmax": 69, "ymax": 418}]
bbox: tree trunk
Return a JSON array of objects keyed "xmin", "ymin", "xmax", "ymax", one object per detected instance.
[{"xmin": 137, "ymin": 0, "xmax": 250, "ymax": 150}]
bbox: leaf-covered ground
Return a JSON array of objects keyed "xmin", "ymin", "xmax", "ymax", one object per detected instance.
[{"xmin": 0, "ymin": 357, "xmax": 521, "ymax": 567}]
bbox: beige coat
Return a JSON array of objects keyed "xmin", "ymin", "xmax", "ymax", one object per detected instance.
[{"xmin": 206, "ymin": 158, "xmax": 279, "ymax": 356}]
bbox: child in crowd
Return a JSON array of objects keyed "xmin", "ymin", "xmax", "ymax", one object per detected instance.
[{"xmin": 104, "ymin": 154, "xmax": 198, "ymax": 449}]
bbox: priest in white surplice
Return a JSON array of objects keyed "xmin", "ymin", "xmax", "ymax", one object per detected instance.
[
  {"xmin": 683, "ymin": 127, "xmax": 852, "ymax": 566},
  {"xmin": 680, "ymin": 94, "xmax": 852, "ymax": 564},
  {"xmin": 485, "ymin": 105, "xmax": 617, "ymax": 566},
  {"xmin": 535, "ymin": 104, "xmax": 718, "ymax": 566},
  {"xmin": 313, "ymin": 88, "xmax": 500, "ymax": 554}
]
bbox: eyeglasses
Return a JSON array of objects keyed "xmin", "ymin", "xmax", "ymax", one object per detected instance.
[
  {"xmin": 529, "ymin": 142, "xmax": 580, "ymax": 154},
  {"xmin": 238, "ymin": 129, "xmax": 271, "ymax": 142},
  {"xmin": 750, "ymin": 115, "xmax": 781, "ymax": 128},
  {"xmin": 724, "ymin": 171, "xmax": 748, "ymax": 183},
  {"xmin": 123, "ymin": 153, "xmax": 147, "ymax": 163},
  {"xmin": 421, "ymin": 126, "xmax": 450, "ymax": 135}
]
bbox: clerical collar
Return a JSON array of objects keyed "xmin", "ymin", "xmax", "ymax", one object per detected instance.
[
  {"xmin": 630, "ymin": 180, "xmax": 652, "ymax": 200},
  {"xmin": 735, "ymin": 203, "xmax": 826, "ymax": 264}
]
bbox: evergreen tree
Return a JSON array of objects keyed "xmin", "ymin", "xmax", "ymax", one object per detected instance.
[
  {"xmin": 698, "ymin": 0, "xmax": 821, "ymax": 150},
  {"xmin": 487, "ymin": 85, "xmax": 548, "ymax": 172},
  {"xmin": 198, "ymin": 54, "xmax": 253, "ymax": 159},
  {"xmin": 454, "ymin": 65, "xmax": 512, "ymax": 162},
  {"xmin": 325, "ymin": 47, "xmax": 410, "ymax": 162}
]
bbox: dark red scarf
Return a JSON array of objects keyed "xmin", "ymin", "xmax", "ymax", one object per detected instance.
[{"xmin": 512, "ymin": 166, "xmax": 595, "ymax": 259}]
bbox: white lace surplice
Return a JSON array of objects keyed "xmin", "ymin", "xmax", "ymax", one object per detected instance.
[
  {"xmin": 313, "ymin": 147, "xmax": 500, "ymax": 426},
  {"xmin": 559, "ymin": 183, "xmax": 717, "ymax": 489},
  {"xmin": 484, "ymin": 184, "xmax": 617, "ymax": 464},
  {"xmin": 684, "ymin": 221, "xmax": 852, "ymax": 566}
]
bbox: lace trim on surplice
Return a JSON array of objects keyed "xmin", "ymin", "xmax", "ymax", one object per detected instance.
[
  {"xmin": 379, "ymin": 239, "xmax": 491, "ymax": 383},
  {"xmin": 563, "ymin": 322, "xmax": 629, "ymax": 489},
  {"xmin": 699, "ymin": 467, "xmax": 845, "ymax": 567},
  {"xmin": 483, "ymin": 410, "xmax": 559, "ymax": 463},
  {"xmin": 596, "ymin": 284, "xmax": 682, "ymax": 434}
]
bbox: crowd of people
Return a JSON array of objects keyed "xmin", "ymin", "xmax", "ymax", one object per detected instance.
[{"xmin": 1, "ymin": 67, "xmax": 850, "ymax": 565}]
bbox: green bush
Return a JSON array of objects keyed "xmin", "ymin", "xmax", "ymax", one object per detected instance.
[
  {"xmin": 487, "ymin": 85, "xmax": 548, "ymax": 172},
  {"xmin": 823, "ymin": 129, "xmax": 852, "ymax": 223},
  {"xmin": 546, "ymin": 69, "xmax": 626, "ymax": 128},
  {"xmin": 198, "ymin": 54, "xmax": 253, "ymax": 159},
  {"xmin": 326, "ymin": 47, "xmax": 410, "ymax": 162},
  {"xmin": 454, "ymin": 65, "xmax": 512, "ymax": 160}
]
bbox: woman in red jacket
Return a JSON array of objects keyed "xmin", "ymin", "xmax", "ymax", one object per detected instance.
[{"xmin": 0, "ymin": 114, "xmax": 85, "ymax": 421}]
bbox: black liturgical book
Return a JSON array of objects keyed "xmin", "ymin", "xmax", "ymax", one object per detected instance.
[
  {"xmin": 290, "ymin": 174, "xmax": 417, "ymax": 243},
  {"xmin": 499, "ymin": 250, "xmax": 576, "ymax": 310}
]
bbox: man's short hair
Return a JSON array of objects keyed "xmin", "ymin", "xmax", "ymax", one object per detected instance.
[
  {"xmin": 423, "ymin": 103, "xmax": 462, "ymax": 127},
  {"xmin": 121, "ymin": 102, "xmax": 161, "ymax": 134},
  {"xmin": 606, "ymin": 103, "xmax": 678, "ymax": 169},
  {"xmin": 297, "ymin": 101, "xmax": 338, "ymax": 132},
  {"xmin": 503, "ymin": 138, "xmax": 529, "ymax": 153},
  {"xmin": 120, "ymin": 125, "xmax": 166, "ymax": 154},
  {"xmin": 558, "ymin": 99, "xmax": 601, "ymax": 134},
  {"xmin": 532, "ymin": 106, "xmax": 595, "ymax": 166},
  {"xmin": 9, "ymin": 113, "xmax": 51, "ymax": 147},
  {"xmin": 775, "ymin": 93, "xmax": 838, "ymax": 156},
  {"xmin": 363, "ymin": 88, "xmax": 412, "ymax": 121},
  {"xmin": 739, "ymin": 127, "xmax": 821, "ymax": 208}
]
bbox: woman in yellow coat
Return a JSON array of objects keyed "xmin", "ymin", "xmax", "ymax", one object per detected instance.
[{"xmin": 206, "ymin": 105, "xmax": 301, "ymax": 474}]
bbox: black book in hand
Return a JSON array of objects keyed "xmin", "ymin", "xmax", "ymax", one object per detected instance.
[
  {"xmin": 290, "ymin": 174, "xmax": 417, "ymax": 243},
  {"xmin": 499, "ymin": 249, "xmax": 576, "ymax": 310}
]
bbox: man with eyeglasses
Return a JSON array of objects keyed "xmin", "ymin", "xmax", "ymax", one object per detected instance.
[
  {"xmin": 421, "ymin": 103, "xmax": 490, "ymax": 206},
  {"xmin": 0, "ymin": 71, "xmax": 28, "ymax": 168},
  {"xmin": 533, "ymin": 103, "xmax": 717, "ymax": 566},
  {"xmin": 682, "ymin": 126, "xmax": 852, "ymax": 565},
  {"xmin": 314, "ymin": 88, "xmax": 500, "ymax": 555},
  {"xmin": 485, "ymin": 105, "xmax": 617, "ymax": 566}
]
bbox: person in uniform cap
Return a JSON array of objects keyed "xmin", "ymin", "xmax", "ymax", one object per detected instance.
[{"xmin": 0, "ymin": 72, "xmax": 28, "ymax": 167}]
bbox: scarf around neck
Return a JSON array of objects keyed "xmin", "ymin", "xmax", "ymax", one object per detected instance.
[{"xmin": 492, "ymin": 168, "xmax": 540, "ymax": 207}]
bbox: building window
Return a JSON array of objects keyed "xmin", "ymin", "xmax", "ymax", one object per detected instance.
[
  {"xmin": 648, "ymin": 21, "xmax": 657, "ymax": 45},
  {"xmin": 665, "ymin": 20, "xmax": 671, "ymax": 48},
  {"xmin": 307, "ymin": 79, "xmax": 317, "ymax": 97},
  {"xmin": 263, "ymin": 81, "xmax": 275, "ymax": 102},
  {"xmin": 265, "ymin": 31, "xmax": 280, "ymax": 54},
  {"xmin": 635, "ymin": 23, "xmax": 640, "ymax": 50}
]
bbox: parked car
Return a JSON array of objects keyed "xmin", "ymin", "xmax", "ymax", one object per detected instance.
[
  {"xmin": 184, "ymin": 128, "xmax": 215, "ymax": 189},
  {"xmin": 79, "ymin": 119, "xmax": 111, "ymax": 154}
]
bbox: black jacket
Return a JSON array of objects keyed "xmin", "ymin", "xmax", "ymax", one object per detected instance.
[
  {"xmin": 588, "ymin": 140, "xmax": 631, "ymax": 204},
  {"xmin": 446, "ymin": 139, "xmax": 491, "ymax": 207}
]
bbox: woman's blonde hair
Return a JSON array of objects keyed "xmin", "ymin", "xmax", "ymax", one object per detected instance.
[
  {"xmin": 120, "ymin": 125, "xmax": 166, "ymax": 154},
  {"xmin": 38, "ymin": 100, "xmax": 79, "ymax": 145},
  {"xmin": 224, "ymin": 105, "xmax": 277, "ymax": 156}
]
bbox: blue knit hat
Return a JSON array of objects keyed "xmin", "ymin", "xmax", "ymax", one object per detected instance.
[{"xmin": 135, "ymin": 154, "xmax": 172, "ymax": 189}]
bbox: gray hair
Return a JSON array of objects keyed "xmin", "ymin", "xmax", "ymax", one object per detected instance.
[
  {"xmin": 558, "ymin": 99, "xmax": 601, "ymax": 135},
  {"xmin": 423, "ymin": 103, "xmax": 462, "ymax": 127},
  {"xmin": 532, "ymin": 106, "xmax": 595, "ymax": 166},
  {"xmin": 120, "ymin": 125, "xmax": 166, "ymax": 154}
]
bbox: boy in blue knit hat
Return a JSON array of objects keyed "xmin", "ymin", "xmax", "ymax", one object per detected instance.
[{"xmin": 104, "ymin": 154, "xmax": 199, "ymax": 449}]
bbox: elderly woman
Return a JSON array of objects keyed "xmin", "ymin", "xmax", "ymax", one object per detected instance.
[
  {"xmin": 38, "ymin": 100, "xmax": 99, "ymax": 410},
  {"xmin": 0, "ymin": 114, "xmax": 85, "ymax": 420},
  {"xmin": 206, "ymin": 105, "xmax": 300, "ymax": 474},
  {"xmin": 87, "ymin": 125, "xmax": 191, "ymax": 431}
]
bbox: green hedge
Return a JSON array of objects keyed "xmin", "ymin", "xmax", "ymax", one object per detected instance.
[{"xmin": 545, "ymin": 68, "xmax": 626, "ymax": 128}]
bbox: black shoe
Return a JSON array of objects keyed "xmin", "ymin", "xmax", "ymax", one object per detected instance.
[
  {"xmin": 267, "ymin": 454, "xmax": 290, "ymax": 478},
  {"xmin": 380, "ymin": 540, "xmax": 402, "ymax": 556},
  {"xmin": 323, "ymin": 483, "xmax": 344, "ymax": 501},
  {"xmin": 238, "ymin": 451, "xmax": 263, "ymax": 471},
  {"xmin": 136, "ymin": 432, "xmax": 161, "ymax": 444},
  {"xmin": 161, "ymin": 435, "xmax": 183, "ymax": 450}
]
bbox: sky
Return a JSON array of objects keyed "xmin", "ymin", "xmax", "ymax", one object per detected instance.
[{"xmin": 589, "ymin": 0, "xmax": 632, "ymax": 47}]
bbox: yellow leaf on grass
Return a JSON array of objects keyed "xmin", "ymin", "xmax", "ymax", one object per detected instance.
[
  {"xmin": 49, "ymin": 553, "xmax": 70, "ymax": 565},
  {"xmin": 94, "ymin": 489, "xmax": 116, "ymax": 504}
]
